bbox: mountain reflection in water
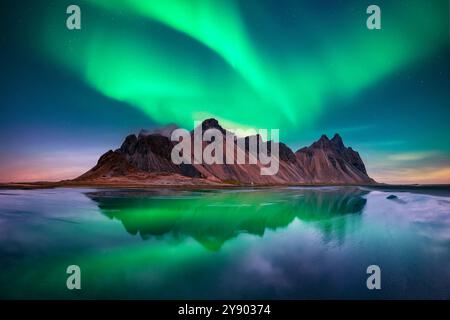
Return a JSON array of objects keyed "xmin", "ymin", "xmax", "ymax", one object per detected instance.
[
  {"xmin": 86, "ymin": 187, "xmax": 368, "ymax": 250},
  {"xmin": 2, "ymin": 186, "xmax": 449, "ymax": 299}
]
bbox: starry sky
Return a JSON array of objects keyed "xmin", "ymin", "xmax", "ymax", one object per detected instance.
[{"xmin": 0, "ymin": 0, "xmax": 449, "ymax": 183}]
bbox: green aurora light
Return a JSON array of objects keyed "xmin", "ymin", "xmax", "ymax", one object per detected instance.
[{"xmin": 36, "ymin": 0, "xmax": 447, "ymax": 133}]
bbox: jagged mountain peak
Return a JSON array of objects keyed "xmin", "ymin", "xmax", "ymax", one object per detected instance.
[
  {"xmin": 331, "ymin": 133, "xmax": 344, "ymax": 146},
  {"xmin": 311, "ymin": 134, "xmax": 331, "ymax": 149},
  {"xmin": 310, "ymin": 133, "xmax": 346, "ymax": 150},
  {"xmin": 199, "ymin": 118, "xmax": 227, "ymax": 135}
]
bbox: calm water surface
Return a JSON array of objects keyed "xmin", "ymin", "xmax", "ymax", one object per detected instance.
[{"xmin": 0, "ymin": 186, "xmax": 449, "ymax": 299}]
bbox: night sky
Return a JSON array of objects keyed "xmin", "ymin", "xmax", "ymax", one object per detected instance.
[{"xmin": 0, "ymin": 0, "xmax": 449, "ymax": 183}]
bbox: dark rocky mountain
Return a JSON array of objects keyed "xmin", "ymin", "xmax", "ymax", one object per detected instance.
[
  {"xmin": 199, "ymin": 118, "xmax": 227, "ymax": 135},
  {"xmin": 295, "ymin": 133, "xmax": 372, "ymax": 184},
  {"xmin": 76, "ymin": 118, "xmax": 375, "ymax": 185}
]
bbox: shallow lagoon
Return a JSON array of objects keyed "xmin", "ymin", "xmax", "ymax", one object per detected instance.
[{"xmin": 0, "ymin": 186, "xmax": 449, "ymax": 299}]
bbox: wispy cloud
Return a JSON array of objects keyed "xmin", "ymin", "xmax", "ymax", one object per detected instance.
[
  {"xmin": 371, "ymin": 166, "xmax": 450, "ymax": 184},
  {"xmin": 367, "ymin": 150, "xmax": 450, "ymax": 184},
  {"xmin": 388, "ymin": 151, "xmax": 440, "ymax": 162}
]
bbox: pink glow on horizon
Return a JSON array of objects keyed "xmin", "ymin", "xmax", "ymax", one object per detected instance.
[
  {"xmin": 0, "ymin": 149, "xmax": 102, "ymax": 183},
  {"xmin": 1, "ymin": 151, "xmax": 449, "ymax": 185}
]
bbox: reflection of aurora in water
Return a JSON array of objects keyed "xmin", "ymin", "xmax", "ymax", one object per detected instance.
[
  {"xmin": 87, "ymin": 188, "xmax": 368, "ymax": 250},
  {"xmin": 1, "ymin": 187, "xmax": 450, "ymax": 299}
]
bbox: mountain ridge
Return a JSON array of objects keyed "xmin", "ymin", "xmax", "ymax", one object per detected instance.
[{"xmin": 75, "ymin": 118, "xmax": 375, "ymax": 186}]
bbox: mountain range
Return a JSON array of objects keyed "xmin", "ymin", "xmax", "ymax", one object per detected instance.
[{"xmin": 74, "ymin": 118, "xmax": 375, "ymax": 186}]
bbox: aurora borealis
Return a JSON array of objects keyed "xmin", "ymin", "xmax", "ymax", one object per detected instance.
[{"xmin": 0, "ymin": 0, "xmax": 449, "ymax": 183}]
